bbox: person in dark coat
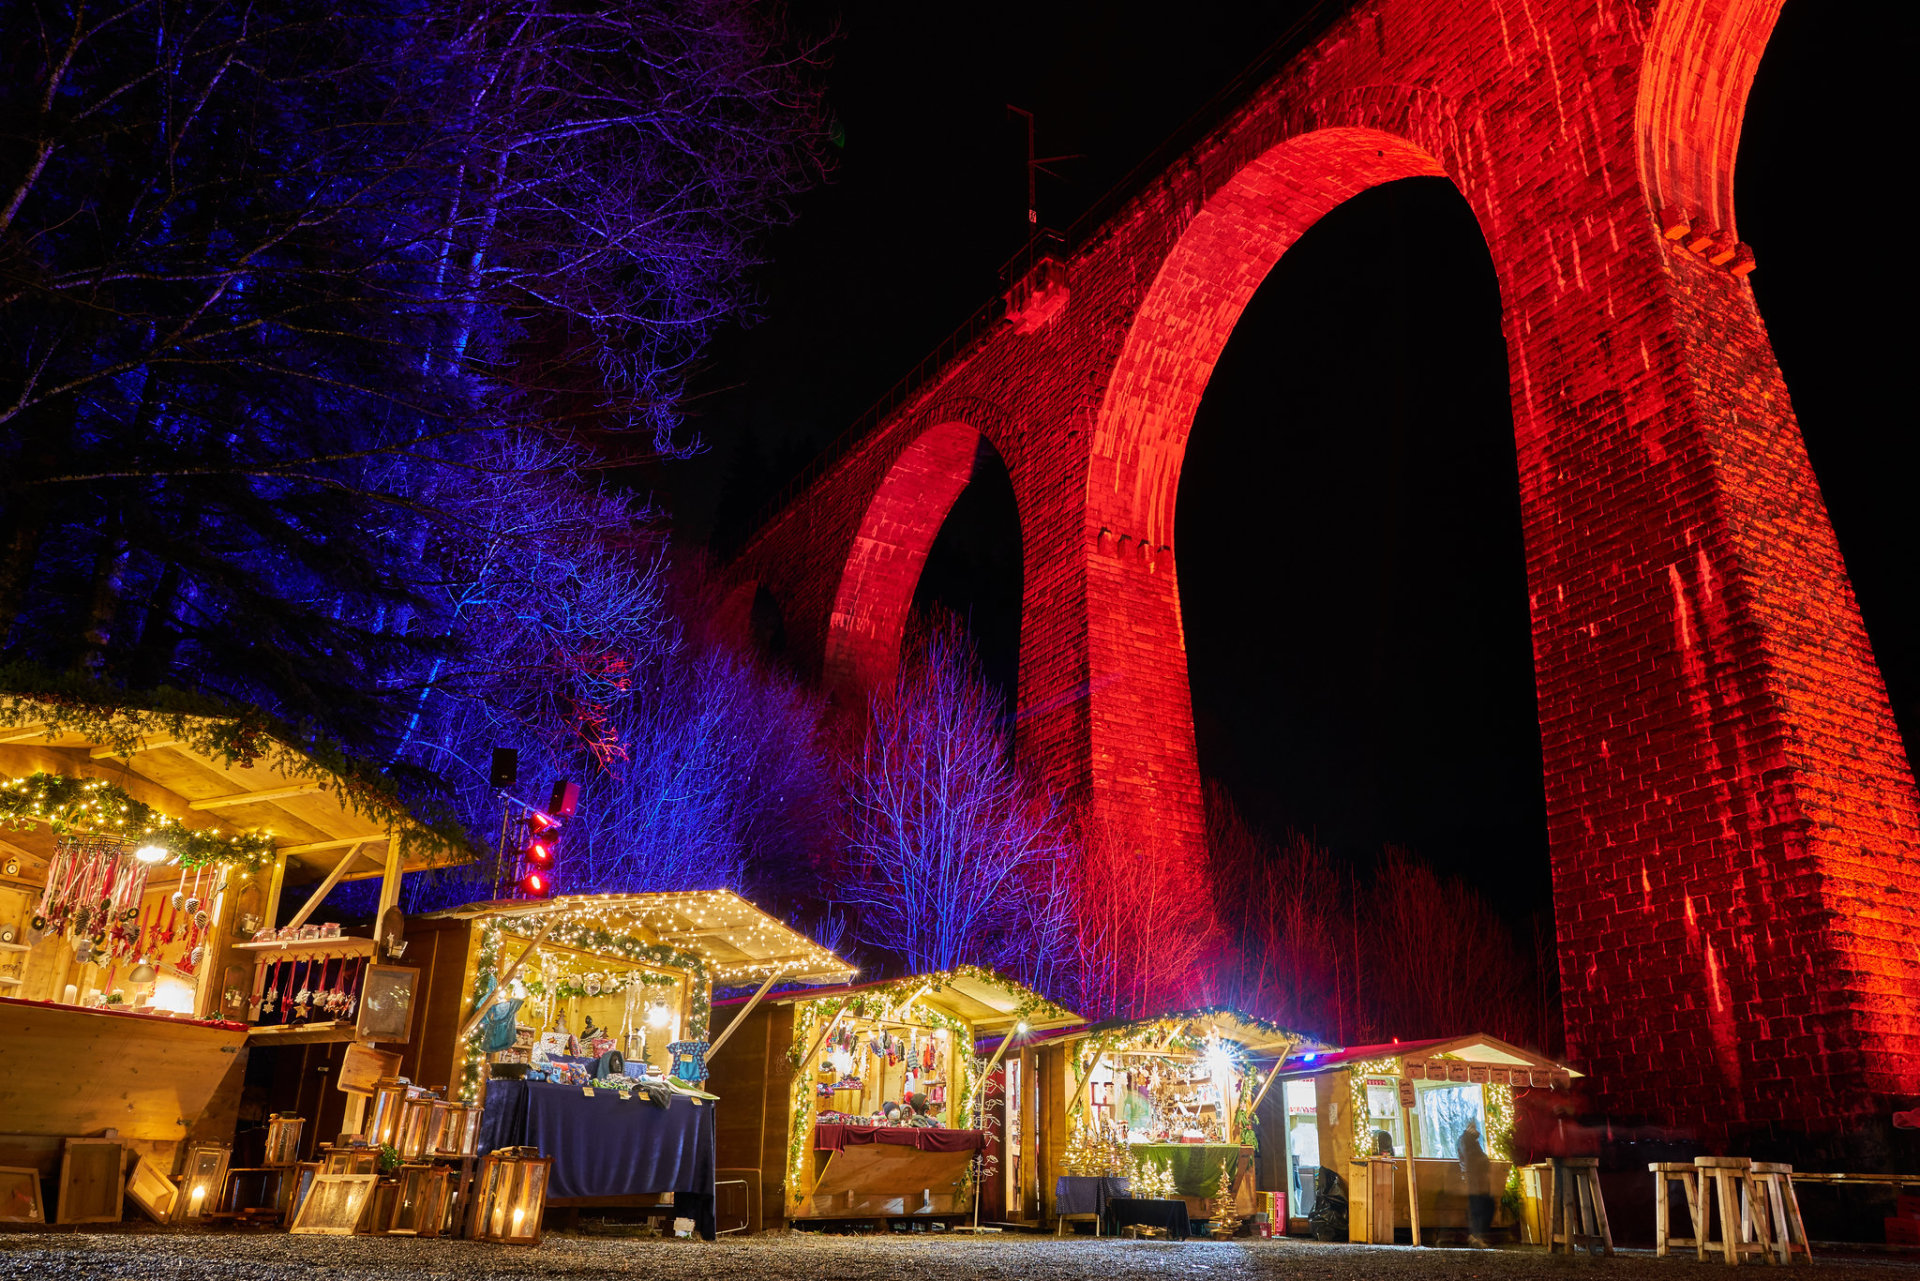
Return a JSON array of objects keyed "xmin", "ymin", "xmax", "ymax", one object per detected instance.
[{"xmin": 1458, "ymin": 1120, "xmax": 1494, "ymax": 1246}]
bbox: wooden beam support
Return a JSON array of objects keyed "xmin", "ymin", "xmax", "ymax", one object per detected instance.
[
  {"xmin": 278, "ymin": 835, "xmax": 388, "ymax": 857},
  {"xmin": 456, "ymin": 914, "xmax": 558, "ymax": 1043},
  {"xmin": 188, "ymin": 782, "xmax": 325, "ymax": 810},
  {"xmin": 88, "ymin": 738, "xmax": 179, "ymax": 760},
  {"xmin": 704, "ymin": 968, "xmax": 785, "ymax": 1063},
  {"xmin": 281, "ymin": 843, "xmax": 373, "ymax": 933},
  {"xmin": 0, "ymin": 725, "xmax": 49, "ymax": 743}
]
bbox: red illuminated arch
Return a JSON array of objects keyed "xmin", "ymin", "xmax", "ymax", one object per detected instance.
[
  {"xmin": 823, "ymin": 419, "xmax": 1004, "ymax": 694},
  {"xmin": 1089, "ymin": 127, "xmax": 1454, "ymax": 543},
  {"xmin": 1637, "ymin": 0, "xmax": 1785, "ymax": 243}
]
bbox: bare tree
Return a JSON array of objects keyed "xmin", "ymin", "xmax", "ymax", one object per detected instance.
[
  {"xmin": 1066, "ymin": 808, "xmax": 1216, "ymax": 1019},
  {"xmin": 836, "ymin": 620, "xmax": 1075, "ymax": 987}
]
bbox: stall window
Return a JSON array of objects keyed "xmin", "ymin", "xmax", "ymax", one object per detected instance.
[
  {"xmin": 1282, "ymin": 1079, "xmax": 1320, "ymax": 1217},
  {"xmin": 1361, "ymin": 1076, "xmax": 1405, "ymax": 1155},
  {"xmin": 1414, "ymin": 1080, "xmax": 1486, "ymax": 1159}
]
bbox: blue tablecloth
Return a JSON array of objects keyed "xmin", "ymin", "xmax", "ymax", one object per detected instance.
[
  {"xmin": 479, "ymin": 1079, "xmax": 716, "ymax": 1239},
  {"xmin": 1055, "ymin": 1175, "xmax": 1130, "ymax": 1216}
]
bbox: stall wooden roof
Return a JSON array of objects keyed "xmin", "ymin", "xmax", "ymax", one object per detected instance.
[
  {"xmin": 1279, "ymin": 1034, "xmax": 1583, "ymax": 1078},
  {"xmin": 756, "ymin": 969, "xmax": 1082, "ymax": 1039},
  {"xmin": 0, "ymin": 706, "xmax": 468, "ymax": 892},
  {"xmin": 418, "ymin": 890, "xmax": 855, "ymax": 986}
]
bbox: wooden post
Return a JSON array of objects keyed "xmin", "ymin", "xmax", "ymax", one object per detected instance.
[
  {"xmin": 1399, "ymin": 1098, "xmax": 1422, "ymax": 1247},
  {"xmin": 374, "ymin": 827, "xmax": 402, "ymax": 925}
]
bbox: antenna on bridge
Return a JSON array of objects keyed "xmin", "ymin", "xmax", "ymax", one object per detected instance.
[{"xmin": 1006, "ymin": 105, "xmax": 1084, "ymax": 229}]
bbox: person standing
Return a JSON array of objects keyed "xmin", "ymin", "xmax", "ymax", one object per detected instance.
[{"xmin": 1458, "ymin": 1120, "xmax": 1494, "ymax": 1247}]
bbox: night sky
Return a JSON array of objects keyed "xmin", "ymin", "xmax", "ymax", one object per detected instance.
[{"xmin": 669, "ymin": 2, "xmax": 1915, "ymax": 925}]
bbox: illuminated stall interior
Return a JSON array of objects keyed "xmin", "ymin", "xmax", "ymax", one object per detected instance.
[
  {"xmin": 0, "ymin": 699, "xmax": 463, "ymax": 1176},
  {"xmin": 402, "ymin": 892, "xmax": 853, "ymax": 1103},
  {"xmin": 706, "ymin": 968, "xmax": 1078, "ymax": 1228},
  {"xmin": 1268, "ymin": 1034, "xmax": 1580, "ymax": 1240},
  {"xmin": 1045, "ymin": 1010, "xmax": 1316, "ymax": 1223}
]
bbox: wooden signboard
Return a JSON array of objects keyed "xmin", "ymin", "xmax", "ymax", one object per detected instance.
[
  {"xmin": 55, "ymin": 1137, "xmax": 124, "ymax": 1224},
  {"xmin": 0, "ymin": 1166, "xmax": 45, "ymax": 1223},
  {"xmin": 338, "ymin": 1043, "xmax": 403, "ymax": 1096}
]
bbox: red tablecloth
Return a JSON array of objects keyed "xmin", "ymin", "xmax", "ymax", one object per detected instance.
[{"xmin": 812, "ymin": 1122, "xmax": 985, "ymax": 1154}]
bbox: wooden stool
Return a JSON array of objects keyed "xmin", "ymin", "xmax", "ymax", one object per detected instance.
[
  {"xmin": 1750, "ymin": 1162, "xmax": 1811, "ymax": 1264},
  {"xmin": 1651, "ymin": 1161, "xmax": 1704, "ymax": 1257},
  {"xmin": 1547, "ymin": 1157, "xmax": 1615, "ymax": 1256},
  {"xmin": 1694, "ymin": 1156, "xmax": 1771, "ymax": 1264},
  {"xmin": 1057, "ymin": 1212, "xmax": 1101, "ymax": 1236}
]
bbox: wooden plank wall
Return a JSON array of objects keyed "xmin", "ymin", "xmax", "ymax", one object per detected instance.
[
  {"xmin": 395, "ymin": 917, "xmax": 477, "ymax": 1098},
  {"xmin": 1038, "ymin": 1043, "xmax": 1065, "ymax": 1226},
  {"xmin": 706, "ymin": 1001, "xmax": 794, "ymax": 1227}
]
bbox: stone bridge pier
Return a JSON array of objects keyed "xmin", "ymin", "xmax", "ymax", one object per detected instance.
[{"xmin": 727, "ymin": 0, "xmax": 1920, "ymax": 1140}]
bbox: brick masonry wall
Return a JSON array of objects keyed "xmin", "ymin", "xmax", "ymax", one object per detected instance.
[{"xmin": 728, "ymin": 0, "xmax": 1920, "ymax": 1136}]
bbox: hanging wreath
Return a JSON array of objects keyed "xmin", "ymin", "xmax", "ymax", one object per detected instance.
[{"xmin": 0, "ymin": 772, "xmax": 277, "ymax": 870}]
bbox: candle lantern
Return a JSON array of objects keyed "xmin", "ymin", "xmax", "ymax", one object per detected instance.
[
  {"xmin": 424, "ymin": 1101, "xmax": 463, "ymax": 1157},
  {"xmin": 457, "ymin": 1104, "xmax": 483, "ymax": 1157},
  {"xmin": 319, "ymin": 1145, "xmax": 379, "ymax": 1176},
  {"xmin": 476, "ymin": 1147, "xmax": 553, "ymax": 1245},
  {"xmin": 396, "ymin": 1098, "xmax": 436, "ymax": 1161},
  {"xmin": 263, "ymin": 1113, "xmax": 306, "ymax": 1166},
  {"xmin": 387, "ymin": 1165, "xmax": 452, "ymax": 1236},
  {"xmin": 365, "ymin": 1076, "xmax": 411, "ymax": 1150},
  {"xmin": 173, "ymin": 1143, "xmax": 231, "ymax": 1224}
]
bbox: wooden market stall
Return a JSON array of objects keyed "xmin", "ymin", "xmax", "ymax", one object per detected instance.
[
  {"xmin": 1031, "ymin": 1009, "xmax": 1318, "ymax": 1232},
  {"xmin": 706, "ymin": 968, "xmax": 1079, "ymax": 1231},
  {"xmin": 1266, "ymin": 1033, "xmax": 1580, "ymax": 1243},
  {"xmin": 400, "ymin": 892, "xmax": 851, "ymax": 1236},
  {"xmin": 0, "ymin": 697, "xmax": 465, "ymax": 1220}
]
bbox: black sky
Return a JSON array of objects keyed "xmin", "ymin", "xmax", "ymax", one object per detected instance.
[{"xmin": 669, "ymin": 2, "xmax": 1916, "ymax": 925}]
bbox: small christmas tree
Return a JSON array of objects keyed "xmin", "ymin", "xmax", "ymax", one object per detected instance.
[
  {"xmin": 1128, "ymin": 1149, "xmax": 1176, "ymax": 1200},
  {"xmin": 1209, "ymin": 1152, "xmax": 1242, "ymax": 1238}
]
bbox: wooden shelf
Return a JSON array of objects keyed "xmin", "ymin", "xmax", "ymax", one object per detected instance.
[
  {"xmin": 0, "ymin": 941, "xmax": 29, "ymax": 953},
  {"xmin": 234, "ymin": 936, "xmax": 376, "ymax": 957},
  {"xmin": 246, "ymin": 1020, "xmax": 360, "ymax": 1046}
]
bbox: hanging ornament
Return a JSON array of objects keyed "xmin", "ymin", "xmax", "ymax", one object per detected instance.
[{"xmin": 585, "ymin": 973, "xmax": 602, "ymax": 997}]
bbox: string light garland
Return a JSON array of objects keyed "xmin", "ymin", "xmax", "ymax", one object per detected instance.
[
  {"xmin": 0, "ymin": 773, "xmax": 275, "ymax": 870},
  {"xmin": 0, "ymin": 692, "xmax": 469, "ymax": 866}
]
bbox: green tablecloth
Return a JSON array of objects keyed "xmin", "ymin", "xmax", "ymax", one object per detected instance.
[{"xmin": 1131, "ymin": 1143, "xmax": 1245, "ymax": 1199}]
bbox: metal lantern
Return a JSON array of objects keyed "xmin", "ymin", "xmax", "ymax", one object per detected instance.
[
  {"xmin": 319, "ymin": 1145, "xmax": 379, "ymax": 1176},
  {"xmin": 173, "ymin": 1143, "xmax": 231, "ymax": 1223},
  {"xmin": 476, "ymin": 1147, "xmax": 553, "ymax": 1245},
  {"xmin": 365, "ymin": 1076, "xmax": 411, "ymax": 1150},
  {"xmin": 387, "ymin": 1165, "xmax": 451, "ymax": 1236},
  {"xmin": 263, "ymin": 1113, "xmax": 306, "ymax": 1167},
  {"xmin": 397, "ymin": 1098, "xmax": 436, "ymax": 1162}
]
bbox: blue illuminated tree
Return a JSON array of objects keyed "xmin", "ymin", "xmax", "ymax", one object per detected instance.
[{"xmin": 836, "ymin": 620, "xmax": 1076, "ymax": 991}]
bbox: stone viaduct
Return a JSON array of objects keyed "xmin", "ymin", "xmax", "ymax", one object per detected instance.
[{"xmin": 726, "ymin": 0, "xmax": 1920, "ymax": 1140}]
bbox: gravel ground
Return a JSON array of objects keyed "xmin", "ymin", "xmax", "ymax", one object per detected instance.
[{"xmin": 5, "ymin": 1230, "xmax": 1920, "ymax": 1280}]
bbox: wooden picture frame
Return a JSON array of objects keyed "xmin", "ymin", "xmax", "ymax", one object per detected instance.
[
  {"xmin": 288, "ymin": 1173, "xmax": 377, "ymax": 1234},
  {"xmin": 56, "ymin": 1137, "xmax": 125, "ymax": 1224},
  {"xmin": 355, "ymin": 963, "xmax": 420, "ymax": 1043},
  {"xmin": 0, "ymin": 1166, "xmax": 46, "ymax": 1224},
  {"xmin": 125, "ymin": 1156, "xmax": 177, "ymax": 1224}
]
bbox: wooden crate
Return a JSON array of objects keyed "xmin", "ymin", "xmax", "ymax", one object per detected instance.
[
  {"xmin": 125, "ymin": 1156, "xmax": 177, "ymax": 1224},
  {"xmin": 0, "ymin": 1166, "xmax": 46, "ymax": 1223},
  {"xmin": 55, "ymin": 1138, "xmax": 124, "ymax": 1224}
]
